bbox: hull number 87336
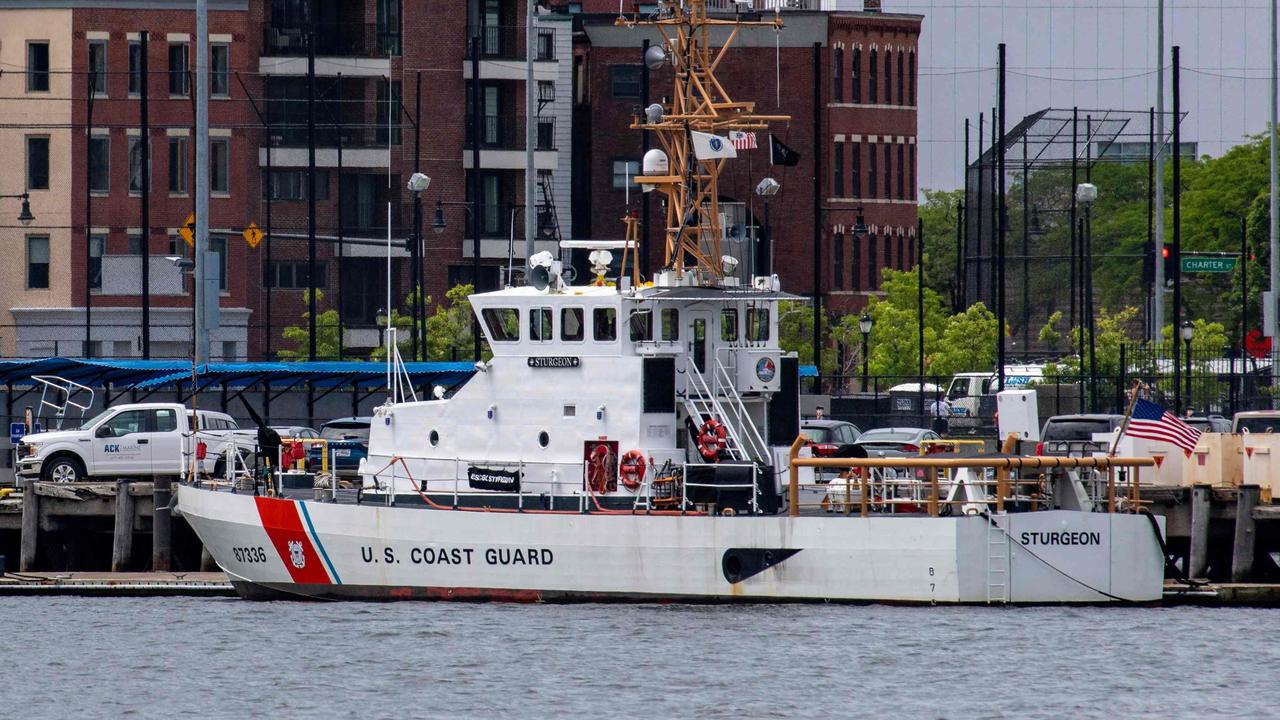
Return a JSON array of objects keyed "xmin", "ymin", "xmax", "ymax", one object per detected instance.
[{"xmin": 233, "ymin": 546, "xmax": 268, "ymax": 563}]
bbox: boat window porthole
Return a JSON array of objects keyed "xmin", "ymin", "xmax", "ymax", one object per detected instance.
[
  {"xmin": 429, "ymin": 430, "xmax": 439, "ymax": 447},
  {"xmin": 538, "ymin": 431, "xmax": 550, "ymax": 448}
]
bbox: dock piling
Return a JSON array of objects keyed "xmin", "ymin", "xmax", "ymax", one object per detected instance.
[
  {"xmin": 1190, "ymin": 484, "xmax": 1212, "ymax": 580},
  {"xmin": 152, "ymin": 476, "xmax": 172, "ymax": 572},
  {"xmin": 112, "ymin": 480, "xmax": 135, "ymax": 572},
  {"xmin": 1232, "ymin": 484, "xmax": 1261, "ymax": 582},
  {"xmin": 19, "ymin": 481, "xmax": 38, "ymax": 572}
]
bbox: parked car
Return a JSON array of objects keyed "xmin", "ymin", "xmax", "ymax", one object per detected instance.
[
  {"xmin": 1037, "ymin": 414, "xmax": 1125, "ymax": 456},
  {"xmin": 1184, "ymin": 415, "xmax": 1231, "ymax": 433},
  {"xmin": 854, "ymin": 427, "xmax": 942, "ymax": 458},
  {"xmin": 1232, "ymin": 411, "xmax": 1280, "ymax": 434},
  {"xmin": 18, "ymin": 403, "xmax": 240, "ymax": 482},
  {"xmin": 800, "ymin": 419, "xmax": 862, "ymax": 457},
  {"xmin": 309, "ymin": 417, "xmax": 372, "ymax": 478}
]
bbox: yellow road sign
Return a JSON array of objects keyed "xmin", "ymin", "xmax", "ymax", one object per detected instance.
[
  {"xmin": 179, "ymin": 212, "xmax": 195, "ymax": 247},
  {"xmin": 243, "ymin": 222, "xmax": 263, "ymax": 249}
]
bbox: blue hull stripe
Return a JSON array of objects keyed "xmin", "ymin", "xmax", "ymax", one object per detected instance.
[{"xmin": 298, "ymin": 501, "xmax": 343, "ymax": 585}]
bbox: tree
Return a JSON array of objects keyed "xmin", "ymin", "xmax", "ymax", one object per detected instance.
[
  {"xmin": 423, "ymin": 284, "xmax": 479, "ymax": 361},
  {"xmin": 930, "ymin": 302, "xmax": 999, "ymax": 376},
  {"xmin": 278, "ymin": 290, "xmax": 344, "ymax": 361},
  {"xmin": 918, "ymin": 188, "xmax": 964, "ymax": 309},
  {"xmin": 778, "ymin": 300, "xmax": 835, "ymax": 372},
  {"xmin": 861, "ymin": 268, "xmax": 948, "ymax": 377}
]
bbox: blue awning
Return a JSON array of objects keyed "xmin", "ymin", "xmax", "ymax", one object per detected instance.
[
  {"xmin": 0, "ymin": 358, "xmax": 474, "ymax": 391},
  {"xmin": 799, "ymin": 364, "xmax": 818, "ymax": 377}
]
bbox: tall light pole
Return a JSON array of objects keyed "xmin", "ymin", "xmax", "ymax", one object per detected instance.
[
  {"xmin": 859, "ymin": 312, "xmax": 873, "ymax": 391},
  {"xmin": 1077, "ymin": 181, "xmax": 1098, "ymax": 410},
  {"xmin": 1269, "ymin": 0, "xmax": 1279, "ymax": 407},
  {"xmin": 194, "ymin": 0, "xmax": 210, "ymax": 364},
  {"xmin": 1182, "ymin": 320, "xmax": 1194, "ymax": 412},
  {"xmin": 1153, "ymin": 0, "xmax": 1166, "ymax": 342}
]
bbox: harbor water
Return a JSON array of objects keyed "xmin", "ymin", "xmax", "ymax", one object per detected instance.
[{"xmin": 5, "ymin": 597, "xmax": 1277, "ymax": 719}]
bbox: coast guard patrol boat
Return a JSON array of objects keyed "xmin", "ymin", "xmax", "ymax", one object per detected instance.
[{"xmin": 177, "ymin": 1, "xmax": 1166, "ymax": 604}]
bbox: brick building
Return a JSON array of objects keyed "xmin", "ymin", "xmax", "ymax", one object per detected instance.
[{"xmin": 574, "ymin": 5, "xmax": 921, "ymax": 314}]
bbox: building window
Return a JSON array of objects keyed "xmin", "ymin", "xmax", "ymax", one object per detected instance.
[
  {"xmin": 168, "ymin": 137, "xmax": 189, "ymax": 194},
  {"xmin": 898, "ymin": 51, "xmax": 906, "ymax": 105},
  {"xmin": 832, "ymin": 140, "xmax": 843, "ymax": 197},
  {"xmin": 610, "ymin": 65, "xmax": 641, "ymax": 99},
  {"xmin": 908, "ymin": 51, "xmax": 916, "ymax": 105},
  {"xmin": 868, "ymin": 233, "xmax": 879, "ymax": 290},
  {"xmin": 909, "ymin": 144, "xmax": 916, "ymax": 200},
  {"xmin": 265, "ymin": 261, "xmax": 326, "ymax": 289},
  {"xmin": 851, "ymin": 236, "xmax": 862, "ymax": 290},
  {"xmin": 612, "ymin": 159, "xmax": 639, "ymax": 189},
  {"xmin": 832, "ymin": 47, "xmax": 843, "ymax": 102},
  {"xmin": 868, "ymin": 49, "xmax": 877, "ymax": 104},
  {"xmin": 88, "ymin": 40, "xmax": 108, "ymax": 95},
  {"xmin": 899, "ymin": 234, "xmax": 907, "ymax": 270},
  {"xmin": 27, "ymin": 42, "xmax": 50, "ymax": 92},
  {"xmin": 867, "ymin": 143, "xmax": 877, "ymax": 199},
  {"xmin": 851, "ymin": 48, "xmax": 861, "ymax": 104},
  {"xmin": 129, "ymin": 41, "xmax": 142, "ymax": 95},
  {"xmin": 376, "ymin": 80, "xmax": 402, "ymax": 145},
  {"xmin": 27, "ymin": 236, "xmax": 50, "ymax": 289},
  {"xmin": 886, "ymin": 230, "xmax": 894, "ymax": 270},
  {"xmin": 128, "ymin": 136, "xmax": 149, "ymax": 194},
  {"xmin": 884, "ymin": 50, "xmax": 894, "ymax": 104},
  {"xmin": 210, "ymin": 236, "xmax": 228, "ymax": 291},
  {"xmin": 127, "ymin": 233, "xmax": 144, "ymax": 255},
  {"xmin": 376, "ymin": 0, "xmax": 402, "ymax": 55},
  {"xmin": 897, "ymin": 143, "xmax": 905, "ymax": 199},
  {"xmin": 26, "ymin": 136, "xmax": 50, "ymax": 191},
  {"xmin": 264, "ymin": 169, "xmax": 330, "ymax": 200},
  {"xmin": 851, "ymin": 141, "xmax": 862, "ymax": 197},
  {"xmin": 833, "ymin": 231, "xmax": 844, "ymax": 290},
  {"xmin": 88, "ymin": 136, "xmax": 110, "ymax": 194},
  {"xmin": 884, "ymin": 144, "xmax": 892, "ymax": 198},
  {"xmin": 89, "ymin": 234, "xmax": 106, "ymax": 290},
  {"xmin": 210, "ymin": 137, "xmax": 229, "ymax": 195},
  {"xmin": 211, "ymin": 43, "xmax": 230, "ymax": 97},
  {"xmin": 168, "ymin": 42, "xmax": 189, "ymax": 96}
]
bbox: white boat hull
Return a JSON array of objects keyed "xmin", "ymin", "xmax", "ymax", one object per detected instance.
[{"xmin": 177, "ymin": 484, "xmax": 1166, "ymax": 604}]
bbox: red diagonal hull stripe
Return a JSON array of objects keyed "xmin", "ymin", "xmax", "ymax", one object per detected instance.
[{"xmin": 253, "ymin": 496, "xmax": 332, "ymax": 585}]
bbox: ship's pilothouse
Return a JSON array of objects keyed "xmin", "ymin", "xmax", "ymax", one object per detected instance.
[{"xmin": 360, "ymin": 246, "xmax": 800, "ymax": 515}]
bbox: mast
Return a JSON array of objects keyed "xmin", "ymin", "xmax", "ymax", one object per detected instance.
[{"xmin": 620, "ymin": 1, "xmax": 789, "ymax": 283}]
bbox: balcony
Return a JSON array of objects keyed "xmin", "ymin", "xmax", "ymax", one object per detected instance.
[
  {"xmin": 465, "ymin": 26, "xmax": 556, "ymax": 61},
  {"xmin": 262, "ymin": 23, "xmax": 399, "ymax": 58},
  {"xmin": 465, "ymin": 115, "xmax": 556, "ymax": 150}
]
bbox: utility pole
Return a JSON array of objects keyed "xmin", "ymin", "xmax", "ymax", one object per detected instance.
[
  {"xmin": 1153, "ymin": 0, "xmax": 1166, "ymax": 341},
  {"xmin": 525, "ymin": 0, "xmax": 537, "ymax": 272},
  {"xmin": 195, "ymin": 2, "xmax": 210, "ymax": 364},
  {"xmin": 996, "ymin": 44, "xmax": 1007, "ymax": 391},
  {"xmin": 471, "ymin": 24, "xmax": 484, "ymax": 360},
  {"xmin": 1173, "ymin": 45, "xmax": 1184, "ymax": 413},
  {"xmin": 305, "ymin": 14, "xmax": 317, "ymax": 361},
  {"xmin": 812, "ymin": 42, "xmax": 822, "ymax": 380},
  {"xmin": 140, "ymin": 31, "xmax": 152, "ymax": 359}
]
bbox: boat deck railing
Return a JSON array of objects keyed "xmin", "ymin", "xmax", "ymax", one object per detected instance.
[{"xmin": 787, "ymin": 437, "xmax": 1156, "ymax": 518}]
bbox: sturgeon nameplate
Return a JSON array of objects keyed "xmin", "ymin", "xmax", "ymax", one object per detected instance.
[{"xmin": 528, "ymin": 356, "xmax": 581, "ymax": 368}]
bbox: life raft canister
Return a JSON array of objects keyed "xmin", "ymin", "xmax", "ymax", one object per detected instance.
[
  {"xmin": 619, "ymin": 450, "xmax": 646, "ymax": 489},
  {"xmin": 697, "ymin": 419, "xmax": 728, "ymax": 462}
]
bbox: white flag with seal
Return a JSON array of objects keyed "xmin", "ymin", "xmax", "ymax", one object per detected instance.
[{"xmin": 690, "ymin": 131, "xmax": 738, "ymax": 160}]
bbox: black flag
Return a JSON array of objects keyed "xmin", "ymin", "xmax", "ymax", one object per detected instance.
[{"xmin": 769, "ymin": 134, "xmax": 800, "ymax": 166}]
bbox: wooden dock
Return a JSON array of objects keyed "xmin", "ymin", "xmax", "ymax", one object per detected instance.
[{"xmin": 0, "ymin": 571, "xmax": 235, "ymax": 597}]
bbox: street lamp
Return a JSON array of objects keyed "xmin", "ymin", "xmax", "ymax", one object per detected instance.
[
  {"xmin": 1, "ymin": 193, "xmax": 35, "ymax": 226},
  {"xmin": 406, "ymin": 173, "xmax": 431, "ymax": 361},
  {"xmin": 1076, "ymin": 182, "xmax": 1098, "ymax": 410},
  {"xmin": 1181, "ymin": 320, "xmax": 1194, "ymax": 411},
  {"xmin": 859, "ymin": 312, "xmax": 874, "ymax": 391},
  {"xmin": 754, "ymin": 177, "xmax": 780, "ymax": 277}
]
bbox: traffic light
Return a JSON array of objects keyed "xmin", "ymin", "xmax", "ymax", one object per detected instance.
[{"xmin": 1162, "ymin": 246, "xmax": 1175, "ymax": 286}]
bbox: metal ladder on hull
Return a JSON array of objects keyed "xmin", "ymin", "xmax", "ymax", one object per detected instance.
[{"xmin": 986, "ymin": 512, "xmax": 1010, "ymax": 604}]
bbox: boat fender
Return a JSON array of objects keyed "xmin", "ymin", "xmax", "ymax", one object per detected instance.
[
  {"xmin": 587, "ymin": 444, "xmax": 615, "ymax": 493},
  {"xmin": 697, "ymin": 420, "xmax": 728, "ymax": 462},
  {"xmin": 619, "ymin": 450, "xmax": 646, "ymax": 490}
]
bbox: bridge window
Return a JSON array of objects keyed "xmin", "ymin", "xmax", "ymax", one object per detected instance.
[
  {"xmin": 481, "ymin": 307, "xmax": 520, "ymax": 342},
  {"xmin": 593, "ymin": 307, "xmax": 617, "ymax": 341},
  {"xmin": 628, "ymin": 309, "xmax": 652, "ymax": 342},
  {"xmin": 561, "ymin": 307, "xmax": 584, "ymax": 342},
  {"xmin": 720, "ymin": 309, "xmax": 739, "ymax": 342},
  {"xmin": 660, "ymin": 308, "xmax": 680, "ymax": 342},
  {"xmin": 746, "ymin": 308, "xmax": 770, "ymax": 342},
  {"xmin": 530, "ymin": 307, "xmax": 553, "ymax": 342}
]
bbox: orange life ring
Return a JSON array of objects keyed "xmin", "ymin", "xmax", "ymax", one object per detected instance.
[
  {"xmin": 587, "ymin": 444, "xmax": 615, "ymax": 493},
  {"xmin": 697, "ymin": 419, "xmax": 728, "ymax": 462},
  {"xmin": 619, "ymin": 450, "xmax": 646, "ymax": 489}
]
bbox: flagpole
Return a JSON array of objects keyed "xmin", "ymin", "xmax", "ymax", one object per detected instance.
[{"xmin": 1109, "ymin": 379, "xmax": 1145, "ymax": 458}]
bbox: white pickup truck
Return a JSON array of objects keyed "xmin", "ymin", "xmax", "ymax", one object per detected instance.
[{"xmin": 16, "ymin": 403, "xmax": 244, "ymax": 483}]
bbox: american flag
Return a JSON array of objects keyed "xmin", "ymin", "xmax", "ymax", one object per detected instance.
[
  {"xmin": 729, "ymin": 131, "xmax": 757, "ymax": 150},
  {"xmin": 1122, "ymin": 398, "xmax": 1203, "ymax": 454}
]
